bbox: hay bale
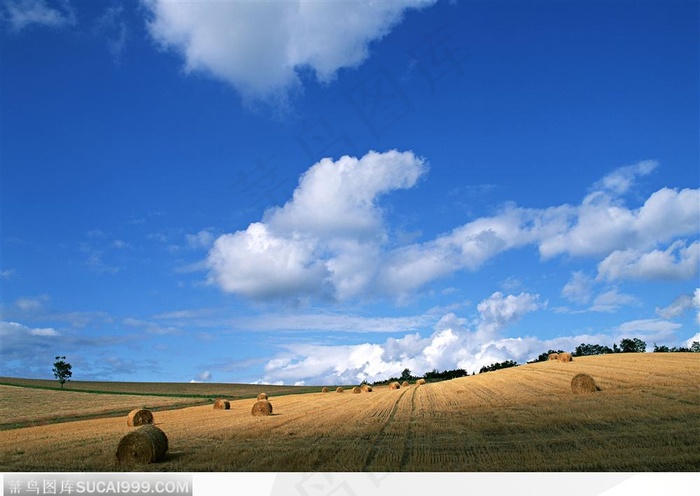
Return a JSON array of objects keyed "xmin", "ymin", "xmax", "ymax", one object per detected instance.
[
  {"xmin": 126, "ymin": 409, "xmax": 153, "ymax": 427},
  {"xmin": 257, "ymin": 392, "xmax": 268, "ymax": 400},
  {"xmin": 416, "ymin": 378, "xmax": 426, "ymax": 385},
  {"xmin": 389, "ymin": 382, "xmax": 401, "ymax": 390},
  {"xmin": 335, "ymin": 386, "xmax": 344, "ymax": 393},
  {"xmin": 213, "ymin": 399, "xmax": 230, "ymax": 410},
  {"xmin": 352, "ymin": 386, "xmax": 362, "ymax": 394},
  {"xmin": 116, "ymin": 424, "xmax": 168, "ymax": 465},
  {"xmin": 571, "ymin": 373, "xmax": 600, "ymax": 394},
  {"xmin": 548, "ymin": 353, "xmax": 559, "ymax": 361},
  {"xmin": 251, "ymin": 400, "xmax": 273, "ymax": 416},
  {"xmin": 321, "ymin": 387, "xmax": 329, "ymax": 393},
  {"xmin": 558, "ymin": 352, "xmax": 573, "ymax": 363},
  {"xmin": 402, "ymin": 381, "xmax": 410, "ymax": 388},
  {"xmin": 361, "ymin": 384, "xmax": 373, "ymax": 392}
]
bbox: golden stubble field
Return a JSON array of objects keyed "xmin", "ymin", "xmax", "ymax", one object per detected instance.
[{"xmin": 1, "ymin": 353, "xmax": 698, "ymax": 472}]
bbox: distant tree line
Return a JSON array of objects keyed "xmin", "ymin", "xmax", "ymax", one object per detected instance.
[
  {"xmin": 425, "ymin": 368, "xmax": 469, "ymax": 381},
  {"xmin": 530, "ymin": 338, "xmax": 700, "ymax": 363},
  {"xmin": 478, "ymin": 360, "xmax": 518, "ymax": 374}
]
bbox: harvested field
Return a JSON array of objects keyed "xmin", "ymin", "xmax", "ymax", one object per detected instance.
[
  {"xmin": 0, "ymin": 386, "xmax": 208, "ymax": 429},
  {"xmin": 0, "ymin": 354, "xmax": 698, "ymax": 471}
]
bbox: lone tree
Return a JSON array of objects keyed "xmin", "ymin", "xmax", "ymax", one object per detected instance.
[
  {"xmin": 619, "ymin": 338, "xmax": 646, "ymax": 353},
  {"xmin": 52, "ymin": 356, "xmax": 72, "ymax": 389}
]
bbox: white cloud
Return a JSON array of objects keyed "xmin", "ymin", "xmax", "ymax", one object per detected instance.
[
  {"xmin": 656, "ymin": 293, "xmax": 696, "ymax": 319},
  {"xmin": 0, "ymin": 321, "xmax": 60, "ymax": 338},
  {"xmin": 561, "ymin": 271, "xmax": 594, "ymax": 305},
  {"xmin": 144, "ymin": 0, "xmax": 436, "ymax": 100},
  {"xmin": 539, "ymin": 186, "xmax": 700, "ymax": 259},
  {"xmin": 186, "ymin": 229, "xmax": 215, "ymax": 250},
  {"xmin": 206, "ymin": 150, "xmax": 428, "ymax": 300},
  {"xmin": 2, "ymin": 0, "xmax": 76, "ymax": 32},
  {"xmin": 656, "ymin": 289, "xmax": 700, "ymax": 325},
  {"xmin": 1, "ymin": 268, "xmax": 15, "ymax": 279},
  {"xmin": 258, "ymin": 292, "xmax": 543, "ymax": 384},
  {"xmin": 475, "ymin": 292, "xmax": 543, "ymax": 335},
  {"xmin": 15, "ymin": 295, "xmax": 49, "ymax": 312},
  {"xmin": 232, "ymin": 312, "xmax": 434, "ymax": 333},
  {"xmin": 206, "ymin": 155, "xmax": 699, "ymax": 305},
  {"xmin": 597, "ymin": 240, "xmax": 699, "ymax": 282},
  {"xmin": 615, "ymin": 318, "xmax": 681, "ymax": 334},
  {"xmin": 593, "ymin": 160, "xmax": 657, "ymax": 195},
  {"xmin": 123, "ymin": 317, "xmax": 180, "ymax": 335},
  {"xmin": 192, "ymin": 371, "xmax": 212, "ymax": 383},
  {"xmin": 589, "ymin": 288, "xmax": 639, "ymax": 313}
]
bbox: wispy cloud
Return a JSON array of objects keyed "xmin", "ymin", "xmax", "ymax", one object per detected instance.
[
  {"xmin": 94, "ymin": 3, "xmax": 127, "ymax": 63},
  {"xmin": 1, "ymin": 0, "xmax": 76, "ymax": 32}
]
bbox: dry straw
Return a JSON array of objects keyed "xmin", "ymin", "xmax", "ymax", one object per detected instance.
[
  {"xmin": 116, "ymin": 424, "xmax": 168, "ymax": 465},
  {"xmin": 336, "ymin": 387, "xmax": 344, "ymax": 393},
  {"xmin": 352, "ymin": 386, "xmax": 362, "ymax": 394},
  {"xmin": 257, "ymin": 393, "xmax": 268, "ymax": 400},
  {"xmin": 416, "ymin": 378, "xmax": 426, "ymax": 385},
  {"xmin": 126, "ymin": 409, "xmax": 153, "ymax": 427},
  {"xmin": 389, "ymin": 382, "xmax": 401, "ymax": 390},
  {"xmin": 251, "ymin": 400, "xmax": 273, "ymax": 416},
  {"xmin": 571, "ymin": 373, "xmax": 601, "ymax": 393},
  {"xmin": 361, "ymin": 384, "xmax": 373, "ymax": 392},
  {"xmin": 402, "ymin": 381, "xmax": 410, "ymax": 388},
  {"xmin": 321, "ymin": 387, "xmax": 329, "ymax": 393},
  {"xmin": 558, "ymin": 352, "xmax": 573, "ymax": 363},
  {"xmin": 548, "ymin": 353, "xmax": 559, "ymax": 361},
  {"xmin": 213, "ymin": 399, "xmax": 230, "ymax": 410}
]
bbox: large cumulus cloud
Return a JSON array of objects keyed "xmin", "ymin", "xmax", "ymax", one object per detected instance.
[{"xmin": 144, "ymin": 0, "xmax": 436, "ymax": 99}]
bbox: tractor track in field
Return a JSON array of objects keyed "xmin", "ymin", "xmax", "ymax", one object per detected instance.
[
  {"xmin": 399, "ymin": 386, "xmax": 418, "ymax": 470},
  {"xmin": 361, "ymin": 387, "xmax": 409, "ymax": 471}
]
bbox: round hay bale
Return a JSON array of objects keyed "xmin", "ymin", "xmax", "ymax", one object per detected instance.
[
  {"xmin": 548, "ymin": 353, "xmax": 559, "ymax": 361},
  {"xmin": 126, "ymin": 409, "xmax": 153, "ymax": 427},
  {"xmin": 402, "ymin": 381, "xmax": 410, "ymax": 388},
  {"xmin": 571, "ymin": 373, "xmax": 600, "ymax": 394},
  {"xmin": 389, "ymin": 382, "xmax": 401, "ymax": 390},
  {"xmin": 116, "ymin": 424, "xmax": 168, "ymax": 465},
  {"xmin": 257, "ymin": 392, "xmax": 268, "ymax": 400},
  {"xmin": 251, "ymin": 400, "xmax": 273, "ymax": 416},
  {"xmin": 213, "ymin": 399, "xmax": 230, "ymax": 410},
  {"xmin": 558, "ymin": 352, "xmax": 573, "ymax": 363},
  {"xmin": 416, "ymin": 378, "xmax": 426, "ymax": 385},
  {"xmin": 321, "ymin": 387, "xmax": 329, "ymax": 393},
  {"xmin": 352, "ymin": 386, "xmax": 362, "ymax": 394},
  {"xmin": 336, "ymin": 386, "xmax": 344, "ymax": 393},
  {"xmin": 361, "ymin": 384, "xmax": 373, "ymax": 392}
]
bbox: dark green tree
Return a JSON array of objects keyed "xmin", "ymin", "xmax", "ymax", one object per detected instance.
[
  {"xmin": 619, "ymin": 338, "xmax": 646, "ymax": 353},
  {"xmin": 691, "ymin": 341, "xmax": 700, "ymax": 353},
  {"xmin": 653, "ymin": 343, "xmax": 669, "ymax": 353},
  {"xmin": 52, "ymin": 356, "xmax": 72, "ymax": 389},
  {"xmin": 399, "ymin": 368, "xmax": 412, "ymax": 382},
  {"xmin": 573, "ymin": 343, "xmax": 614, "ymax": 356}
]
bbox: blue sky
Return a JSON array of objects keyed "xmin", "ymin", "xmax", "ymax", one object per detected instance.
[{"xmin": 1, "ymin": 0, "xmax": 698, "ymax": 385}]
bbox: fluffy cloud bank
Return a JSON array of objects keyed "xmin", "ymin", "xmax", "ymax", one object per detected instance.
[
  {"xmin": 258, "ymin": 291, "xmax": 546, "ymax": 384},
  {"xmin": 207, "ymin": 152, "xmax": 699, "ymax": 303},
  {"xmin": 144, "ymin": 0, "xmax": 436, "ymax": 99},
  {"xmin": 207, "ymin": 150, "xmax": 428, "ymax": 300},
  {"xmin": 255, "ymin": 290, "xmax": 698, "ymax": 385}
]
